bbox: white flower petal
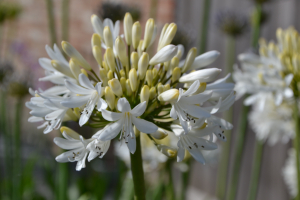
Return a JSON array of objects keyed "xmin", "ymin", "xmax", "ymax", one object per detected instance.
[
  {"xmin": 131, "ymin": 117, "xmax": 158, "ymax": 133},
  {"xmin": 117, "ymin": 98, "xmax": 131, "ymax": 112},
  {"xmin": 53, "ymin": 137, "xmax": 82, "ymax": 149},
  {"xmin": 61, "ymin": 95, "xmax": 91, "ymax": 108},
  {"xmin": 181, "ymin": 80, "xmax": 200, "ymax": 97},
  {"xmin": 99, "ymin": 119, "xmax": 124, "ymax": 141},
  {"xmin": 190, "ymin": 51, "xmax": 220, "ymax": 70},
  {"xmin": 130, "ymin": 101, "xmax": 147, "ymax": 117},
  {"xmin": 170, "ymin": 105, "xmax": 178, "ymax": 119},
  {"xmin": 101, "ymin": 109, "xmax": 123, "ymax": 121},
  {"xmin": 149, "ymin": 45, "xmax": 178, "ymax": 65},
  {"xmin": 65, "ymin": 80, "xmax": 92, "ymax": 95},
  {"xmin": 188, "ymin": 148, "xmax": 205, "ymax": 164},
  {"xmin": 177, "ymin": 144, "xmax": 185, "ymax": 162},
  {"xmin": 78, "ymin": 74, "xmax": 95, "ymax": 90},
  {"xmin": 179, "ymin": 68, "xmax": 222, "ymax": 83}
]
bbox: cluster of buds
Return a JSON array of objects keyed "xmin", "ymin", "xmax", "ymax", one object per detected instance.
[{"xmin": 26, "ymin": 13, "xmax": 235, "ymax": 170}]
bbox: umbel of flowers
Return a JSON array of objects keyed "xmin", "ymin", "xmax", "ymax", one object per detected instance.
[
  {"xmin": 26, "ymin": 13, "xmax": 235, "ymax": 198},
  {"xmin": 233, "ymin": 27, "xmax": 300, "ymax": 198}
]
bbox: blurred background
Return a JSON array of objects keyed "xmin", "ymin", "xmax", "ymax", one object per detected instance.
[{"xmin": 1, "ymin": 0, "xmax": 300, "ymax": 199}]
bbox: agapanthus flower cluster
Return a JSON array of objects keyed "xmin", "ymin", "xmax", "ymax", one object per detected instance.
[
  {"xmin": 233, "ymin": 27, "xmax": 300, "ymax": 144},
  {"xmin": 26, "ymin": 13, "xmax": 235, "ymax": 171}
]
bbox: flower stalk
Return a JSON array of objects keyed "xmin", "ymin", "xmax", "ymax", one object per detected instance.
[
  {"xmin": 130, "ymin": 131, "xmax": 146, "ymax": 200},
  {"xmin": 293, "ymin": 102, "xmax": 300, "ymax": 200},
  {"xmin": 199, "ymin": 0, "xmax": 211, "ymax": 54},
  {"xmin": 246, "ymin": 140, "xmax": 264, "ymax": 200}
]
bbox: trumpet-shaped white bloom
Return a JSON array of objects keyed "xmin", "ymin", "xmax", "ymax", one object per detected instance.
[
  {"xmin": 61, "ymin": 74, "xmax": 107, "ymax": 126},
  {"xmin": 99, "ymin": 98, "xmax": 158, "ymax": 153},
  {"xmin": 160, "ymin": 80, "xmax": 212, "ymax": 133},
  {"xmin": 149, "ymin": 45, "xmax": 178, "ymax": 65},
  {"xmin": 171, "ymin": 124, "xmax": 217, "ymax": 164},
  {"xmin": 54, "ymin": 131, "xmax": 93, "ymax": 171}
]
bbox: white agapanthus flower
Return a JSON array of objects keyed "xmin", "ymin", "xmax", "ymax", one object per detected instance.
[
  {"xmin": 61, "ymin": 73, "xmax": 107, "ymax": 126},
  {"xmin": 99, "ymin": 98, "xmax": 158, "ymax": 153},
  {"xmin": 159, "ymin": 80, "xmax": 212, "ymax": 133},
  {"xmin": 54, "ymin": 131, "xmax": 93, "ymax": 171},
  {"xmin": 26, "ymin": 12, "xmax": 236, "ymax": 177},
  {"xmin": 171, "ymin": 124, "xmax": 217, "ymax": 164}
]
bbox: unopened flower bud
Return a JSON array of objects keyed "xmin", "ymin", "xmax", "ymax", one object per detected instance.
[
  {"xmin": 150, "ymin": 128, "xmax": 168, "ymax": 140},
  {"xmin": 115, "ymin": 37, "xmax": 128, "ymax": 67},
  {"xmin": 164, "ymin": 84, "xmax": 170, "ymax": 91},
  {"xmin": 138, "ymin": 40, "xmax": 143, "ymax": 57},
  {"xmin": 106, "ymin": 47, "xmax": 116, "ymax": 72},
  {"xmin": 164, "ymin": 61, "xmax": 170, "ymax": 71},
  {"xmin": 120, "ymin": 69, "xmax": 126, "ymax": 78},
  {"xmin": 60, "ymin": 126, "xmax": 80, "ymax": 139},
  {"xmin": 157, "ymin": 145, "xmax": 177, "ymax": 158},
  {"xmin": 149, "ymin": 87, "xmax": 156, "ymax": 100},
  {"xmin": 103, "ymin": 26, "xmax": 113, "ymax": 48},
  {"xmin": 158, "ymin": 23, "xmax": 177, "ymax": 50},
  {"xmin": 120, "ymin": 77, "xmax": 126, "ymax": 92},
  {"xmin": 92, "ymin": 45, "xmax": 102, "ymax": 66},
  {"xmin": 158, "ymin": 23, "xmax": 169, "ymax": 49},
  {"xmin": 91, "ymin": 33, "xmax": 102, "ymax": 47},
  {"xmin": 69, "ymin": 58, "xmax": 81, "ymax": 80},
  {"xmin": 179, "ymin": 68, "xmax": 221, "ymax": 83},
  {"xmin": 91, "ymin": 15, "xmax": 104, "ymax": 38},
  {"xmin": 157, "ymin": 84, "xmax": 164, "ymax": 95},
  {"xmin": 126, "ymin": 80, "xmax": 132, "ymax": 96},
  {"xmin": 171, "ymin": 67, "xmax": 181, "ymax": 83},
  {"xmin": 105, "ymin": 86, "xmax": 115, "ymax": 110},
  {"xmin": 195, "ymin": 82, "xmax": 207, "ymax": 94},
  {"xmin": 142, "ymin": 18, "xmax": 155, "ymax": 51},
  {"xmin": 152, "ymin": 68, "xmax": 158, "ymax": 79},
  {"xmin": 138, "ymin": 52, "xmax": 149, "ymax": 79},
  {"xmin": 51, "ymin": 60, "xmax": 74, "ymax": 78},
  {"xmin": 124, "ymin": 13, "xmax": 133, "ymax": 45},
  {"xmin": 149, "ymin": 45, "xmax": 177, "ymax": 66},
  {"xmin": 61, "ymin": 41, "xmax": 91, "ymax": 70},
  {"xmin": 80, "ymin": 69, "xmax": 88, "ymax": 77},
  {"xmin": 131, "ymin": 52, "xmax": 139, "ymax": 70},
  {"xmin": 132, "ymin": 22, "xmax": 141, "ymax": 50},
  {"xmin": 146, "ymin": 70, "xmax": 153, "ymax": 86},
  {"xmin": 66, "ymin": 108, "xmax": 78, "ymax": 121},
  {"xmin": 182, "ymin": 47, "xmax": 197, "ymax": 72},
  {"xmin": 170, "ymin": 56, "xmax": 179, "ymax": 71},
  {"xmin": 107, "ymin": 70, "xmax": 114, "ymax": 80},
  {"xmin": 73, "ymin": 107, "xmax": 81, "ymax": 119},
  {"xmin": 108, "ymin": 78, "xmax": 123, "ymax": 97},
  {"xmin": 190, "ymin": 51, "xmax": 220, "ymax": 70},
  {"xmin": 129, "ymin": 68, "xmax": 138, "ymax": 92},
  {"xmin": 99, "ymin": 67, "xmax": 108, "ymax": 86},
  {"xmin": 140, "ymin": 85, "xmax": 150, "ymax": 105},
  {"xmin": 158, "ymin": 89, "xmax": 179, "ymax": 102},
  {"xmin": 176, "ymin": 44, "xmax": 184, "ymax": 60}
]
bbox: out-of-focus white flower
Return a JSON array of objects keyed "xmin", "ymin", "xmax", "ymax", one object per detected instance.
[
  {"xmin": 283, "ymin": 148, "xmax": 298, "ymax": 198},
  {"xmin": 249, "ymin": 97, "xmax": 294, "ymax": 145}
]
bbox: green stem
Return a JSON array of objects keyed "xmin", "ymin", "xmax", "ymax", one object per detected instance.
[
  {"xmin": 166, "ymin": 160, "xmax": 175, "ymax": 200},
  {"xmin": 12, "ymin": 99, "xmax": 23, "ymax": 200},
  {"xmin": 246, "ymin": 141, "xmax": 264, "ymax": 200},
  {"xmin": 198, "ymin": 0, "xmax": 211, "ymax": 54},
  {"xmin": 226, "ymin": 105, "xmax": 250, "ymax": 200},
  {"xmin": 180, "ymin": 159, "xmax": 191, "ymax": 200},
  {"xmin": 61, "ymin": 0, "xmax": 69, "ymax": 41},
  {"xmin": 130, "ymin": 133, "xmax": 146, "ymax": 200},
  {"xmin": 293, "ymin": 103, "xmax": 300, "ymax": 200},
  {"xmin": 46, "ymin": 0, "xmax": 57, "ymax": 46},
  {"xmin": 56, "ymin": 163, "xmax": 68, "ymax": 200},
  {"xmin": 251, "ymin": 4, "xmax": 262, "ymax": 49},
  {"xmin": 216, "ymin": 37, "xmax": 236, "ymax": 200}
]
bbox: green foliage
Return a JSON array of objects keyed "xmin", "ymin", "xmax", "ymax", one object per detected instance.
[{"xmin": 0, "ymin": 2, "xmax": 22, "ymax": 24}]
